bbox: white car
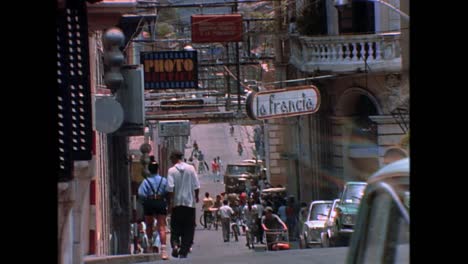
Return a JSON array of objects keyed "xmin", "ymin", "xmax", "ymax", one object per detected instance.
[{"xmin": 302, "ymin": 200, "xmax": 333, "ymax": 248}]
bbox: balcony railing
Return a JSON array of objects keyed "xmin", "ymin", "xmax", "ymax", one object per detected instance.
[{"xmin": 289, "ymin": 32, "xmax": 401, "ymax": 73}]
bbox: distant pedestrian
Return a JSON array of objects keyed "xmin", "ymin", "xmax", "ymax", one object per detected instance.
[
  {"xmin": 219, "ymin": 200, "xmax": 235, "ymax": 242},
  {"xmin": 166, "ymin": 150, "xmax": 200, "ymax": 259},
  {"xmin": 211, "ymin": 158, "xmax": 220, "ymax": 182},
  {"xmin": 216, "ymin": 156, "xmax": 223, "ymax": 181}
]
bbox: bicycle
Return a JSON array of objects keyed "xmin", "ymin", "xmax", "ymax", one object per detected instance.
[
  {"xmin": 230, "ymin": 216, "xmax": 244, "ymax": 242},
  {"xmin": 199, "ymin": 208, "xmax": 219, "ymax": 230}
]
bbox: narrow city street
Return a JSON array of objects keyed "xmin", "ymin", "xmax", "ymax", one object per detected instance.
[
  {"xmin": 137, "ymin": 160, "xmax": 348, "ymax": 264},
  {"xmin": 57, "ymin": 1, "xmax": 410, "ymax": 263},
  {"xmin": 185, "ymin": 122, "xmax": 256, "ymax": 167},
  {"xmin": 136, "ymin": 123, "xmax": 349, "ymax": 263}
]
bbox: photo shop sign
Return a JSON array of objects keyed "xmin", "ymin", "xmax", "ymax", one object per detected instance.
[
  {"xmin": 246, "ymin": 86, "xmax": 320, "ymax": 120},
  {"xmin": 140, "ymin": 50, "xmax": 198, "ymax": 89}
]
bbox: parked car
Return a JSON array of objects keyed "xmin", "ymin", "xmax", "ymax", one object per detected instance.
[
  {"xmin": 346, "ymin": 158, "xmax": 409, "ymax": 264},
  {"xmin": 302, "ymin": 200, "xmax": 333, "ymax": 248},
  {"xmin": 320, "ymin": 199, "xmax": 340, "ymax": 247},
  {"xmin": 326, "ymin": 181, "xmax": 368, "ymax": 246}
]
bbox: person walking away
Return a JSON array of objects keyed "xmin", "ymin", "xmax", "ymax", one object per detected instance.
[
  {"xmin": 285, "ymin": 196, "xmax": 300, "ymax": 241},
  {"xmin": 197, "ymin": 150, "xmax": 208, "ymax": 174},
  {"xmin": 137, "ymin": 162, "xmax": 170, "ymax": 259},
  {"xmin": 166, "ymin": 150, "xmax": 200, "ymax": 259},
  {"xmin": 219, "ymin": 199, "xmax": 235, "ymax": 242},
  {"xmin": 255, "ymin": 198, "xmax": 265, "ymax": 244},
  {"xmin": 261, "ymin": 206, "xmax": 288, "ymax": 250},
  {"xmin": 211, "ymin": 158, "xmax": 220, "ymax": 182},
  {"xmin": 202, "ymin": 192, "xmax": 215, "ymax": 228},
  {"xmin": 238, "ymin": 142, "xmax": 243, "ymax": 156},
  {"xmin": 243, "ymin": 198, "xmax": 259, "ymax": 248},
  {"xmin": 216, "ymin": 156, "xmax": 223, "ymax": 182},
  {"xmin": 277, "ymin": 200, "xmax": 287, "ymax": 223}
]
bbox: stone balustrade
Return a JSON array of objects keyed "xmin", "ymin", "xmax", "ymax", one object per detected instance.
[{"xmin": 289, "ymin": 32, "xmax": 401, "ymax": 73}]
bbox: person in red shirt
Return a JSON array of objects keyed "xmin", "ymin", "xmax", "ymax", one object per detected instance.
[{"xmin": 211, "ymin": 158, "xmax": 220, "ymax": 182}]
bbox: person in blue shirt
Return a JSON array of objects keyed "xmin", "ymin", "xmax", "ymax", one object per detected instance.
[{"xmin": 138, "ymin": 162, "xmax": 169, "ymax": 260}]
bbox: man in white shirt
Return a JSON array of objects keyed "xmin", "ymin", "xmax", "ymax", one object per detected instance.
[
  {"xmin": 166, "ymin": 150, "xmax": 200, "ymax": 259},
  {"xmin": 219, "ymin": 200, "xmax": 235, "ymax": 242}
]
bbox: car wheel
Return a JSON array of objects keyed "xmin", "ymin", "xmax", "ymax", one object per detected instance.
[
  {"xmin": 321, "ymin": 232, "xmax": 329, "ymax": 248},
  {"xmin": 303, "ymin": 233, "xmax": 310, "ymax": 248},
  {"xmin": 329, "ymin": 235, "xmax": 337, "ymax": 247},
  {"xmin": 299, "ymin": 234, "xmax": 305, "ymax": 249}
]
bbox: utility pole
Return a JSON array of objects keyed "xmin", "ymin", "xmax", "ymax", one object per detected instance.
[{"xmin": 234, "ymin": 0, "xmax": 241, "ymax": 112}]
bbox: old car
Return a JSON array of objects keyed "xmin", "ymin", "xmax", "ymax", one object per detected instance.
[
  {"xmin": 224, "ymin": 162, "xmax": 262, "ymax": 194},
  {"xmin": 320, "ymin": 199, "xmax": 340, "ymax": 247},
  {"xmin": 326, "ymin": 181, "xmax": 368, "ymax": 246},
  {"xmin": 346, "ymin": 157, "xmax": 409, "ymax": 264},
  {"xmin": 302, "ymin": 200, "xmax": 333, "ymax": 248}
]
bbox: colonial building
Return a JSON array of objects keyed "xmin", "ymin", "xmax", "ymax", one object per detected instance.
[
  {"xmin": 58, "ymin": 1, "xmax": 140, "ymax": 263},
  {"xmin": 266, "ymin": 0, "xmax": 409, "ymax": 202}
]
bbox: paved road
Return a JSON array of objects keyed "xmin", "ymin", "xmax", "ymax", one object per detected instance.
[
  {"xmin": 137, "ymin": 123, "xmax": 349, "ymax": 263},
  {"xmin": 186, "ymin": 122, "xmax": 256, "ymax": 171}
]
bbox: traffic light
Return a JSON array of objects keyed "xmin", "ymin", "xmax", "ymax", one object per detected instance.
[{"xmin": 102, "ymin": 27, "xmax": 125, "ymax": 92}]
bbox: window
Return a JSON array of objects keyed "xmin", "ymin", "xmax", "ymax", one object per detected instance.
[
  {"xmin": 309, "ymin": 203, "xmax": 332, "ymax": 221},
  {"xmin": 338, "ymin": 2, "xmax": 375, "ymax": 34},
  {"xmin": 359, "ymin": 185, "xmax": 410, "ymax": 264}
]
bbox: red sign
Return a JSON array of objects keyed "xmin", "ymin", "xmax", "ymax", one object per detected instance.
[{"xmin": 191, "ymin": 14, "xmax": 243, "ymax": 43}]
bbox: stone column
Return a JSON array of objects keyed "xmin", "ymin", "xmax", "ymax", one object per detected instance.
[
  {"xmin": 58, "ymin": 182, "xmax": 74, "ymax": 264},
  {"xmin": 329, "ymin": 116, "xmax": 352, "ymax": 184},
  {"xmin": 73, "ymin": 159, "xmax": 96, "ymax": 264},
  {"xmin": 265, "ymin": 119, "xmax": 287, "ymax": 186}
]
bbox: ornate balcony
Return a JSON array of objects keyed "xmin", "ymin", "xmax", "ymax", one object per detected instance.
[{"xmin": 289, "ymin": 32, "xmax": 401, "ymax": 73}]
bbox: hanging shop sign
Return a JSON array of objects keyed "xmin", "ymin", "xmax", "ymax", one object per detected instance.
[
  {"xmin": 159, "ymin": 98, "xmax": 204, "ymax": 110},
  {"xmin": 191, "ymin": 14, "xmax": 243, "ymax": 43},
  {"xmin": 140, "ymin": 50, "xmax": 198, "ymax": 89},
  {"xmin": 158, "ymin": 120, "xmax": 190, "ymax": 137},
  {"xmin": 246, "ymin": 85, "xmax": 320, "ymax": 120}
]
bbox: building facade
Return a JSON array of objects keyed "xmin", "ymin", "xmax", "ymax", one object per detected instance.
[
  {"xmin": 266, "ymin": 0, "xmax": 409, "ymax": 203},
  {"xmin": 58, "ymin": 1, "xmax": 139, "ymax": 263}
]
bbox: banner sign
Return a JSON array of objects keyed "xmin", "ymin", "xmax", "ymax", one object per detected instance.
[
  {"xmin": 191, "ymin": 14, "xmax": 243, "ymax": 43},
  {"xmin": 141, "ymin": 51, "xmax": 198, "ymax": 89},
  {"xmin": 246, "ymin": 85, "xmax": 320, "ymax": 120}
]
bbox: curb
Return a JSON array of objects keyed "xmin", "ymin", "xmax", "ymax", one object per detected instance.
[{"xmin": 84, "ymin": 254, "xmax": 161, "ymax": 264}]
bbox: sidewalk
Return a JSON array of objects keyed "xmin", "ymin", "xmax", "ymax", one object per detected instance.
[{"xmin": 84, "ymin": 253, "xmax": 161, "ymax": 264}]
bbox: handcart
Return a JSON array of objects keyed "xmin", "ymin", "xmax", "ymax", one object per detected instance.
[{"xmin": 263, "ymin": 228, "xmax": 291, "ymax": 251}]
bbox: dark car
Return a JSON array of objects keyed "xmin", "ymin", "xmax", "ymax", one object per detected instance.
[
  {"xmin": 346, "ymin": 158, "xmax": 410, "ymax": 264},
  {"xmin": 224, "ymin": 162, "xmax": 262, "ymax": 194}
]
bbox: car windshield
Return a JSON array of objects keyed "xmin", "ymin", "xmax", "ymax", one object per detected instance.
[
  {"xmin": 310, "ymin": 203, "xmax": 332, "ymax": 221},
  {"xmin": 342, "ymin": 184, "xmax": 367, "ymax": 204},
  {"xmin": 227, "ymin": 165, "xmax": 258, "ymax": 175}
]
